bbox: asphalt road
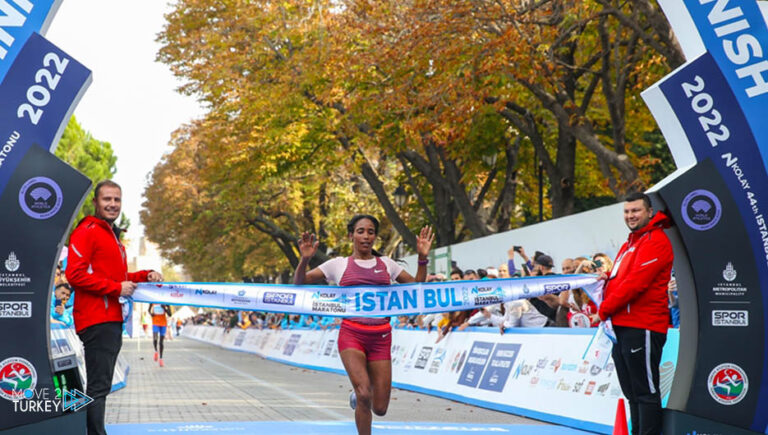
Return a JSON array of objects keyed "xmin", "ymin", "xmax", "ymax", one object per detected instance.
[{"xmin": 106, "ymin": 336, "xmax": 549, "ymax": 426}]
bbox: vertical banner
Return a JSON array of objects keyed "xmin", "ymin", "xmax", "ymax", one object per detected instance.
[
  {"xmin": 0, "ymin": 146, "xmax": 91, "ymax": 429},
  {"xmin": 642, "ymin": 1, "xmax": 768, "ymax": 432},
  {"xmin": 0, "ymin": 28, "xmax": 92, "ymax": 433}
]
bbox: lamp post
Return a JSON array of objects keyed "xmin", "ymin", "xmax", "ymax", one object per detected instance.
[
  {"xmin": 482, "ymin": 151, "xmax": 498, "ymax": 168},
  {"xmin": 393, "ymin": 185, "xmax": 408, "ymax": 208}
]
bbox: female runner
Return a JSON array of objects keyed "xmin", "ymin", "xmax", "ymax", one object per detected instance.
[{"xmin": 294, "ymin": 215, "xmax": 433, "ymax": 435}]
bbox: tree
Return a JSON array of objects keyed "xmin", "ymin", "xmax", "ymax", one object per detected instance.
[{"xmin": 145, "ymin": 0, "xmax": 680, "ymax": 278}]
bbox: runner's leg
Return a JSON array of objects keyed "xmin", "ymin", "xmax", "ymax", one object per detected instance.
[{"xmin": 341, "ymin": 348, "xmax": 373, "ymax": 435}]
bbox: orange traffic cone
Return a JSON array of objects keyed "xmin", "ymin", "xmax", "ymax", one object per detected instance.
[{"xmin": 613, "ymin": 398, "xmax": 629, "ymax": 435}]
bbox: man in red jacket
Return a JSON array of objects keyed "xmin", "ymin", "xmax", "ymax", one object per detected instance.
[
  {"xmin": 66, "ymin": 180, "xmax": 162, "ymax": 435},
  {"xmin": 595, "ymin": 192, "xmax": 673, "ymax": 435}
]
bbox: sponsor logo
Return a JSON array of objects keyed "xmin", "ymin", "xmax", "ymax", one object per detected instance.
[
  {"xmin": 722, "ymin": 262, "xmax": 737, "ymax": 282},
  {"xmin": 415, "ymin": 346, "xmax": 433, "ymax": 370},
  {"xmin": 0, "ymin": 301, "xmax": 31, "ymax": 318},
  {"xmin": 590, "ymin": 365, "xmax": 602, "ymax": 376},
  {"xmin": 238, "ymin": 290, "xmax": 247, "ymax": 297},
  {"xmin": 311, "ymin": 291, "xmax": 348, "ymax": 313},
  {"xmin": 569, "ymin": 313, "xmax": 590, "ymax": 328},
  {"xmin": 12, "ymin": 387, "xmax": 92, "ymax": 413},
  {"xmin": 194, "ymin": 289, "xmax": 218, "ymax": 296},
  {"xmin": 170, "ymin": 291, "xmax": 184, "ymax": 298},
  {"xmin": 707, "ymin": 363, "xmax": 748, "ymax": 405},
  {"xmin": 520, "ymin": 364, "xmax": 532, "ymax": 376},
  {"xmin": 584, "ymin": 380, "xmax": 596, "ymax": 395},
  {"xmin": 597, "ymin": 383, "xmax": 610, "ymax": 396},
  {"xmin": 263, "ymin": 292, "xmax": 297, "ymax": 306},
  {"xmin": 536, "ymin": 358, "xmax": 548, "ymax": 369},
  {"xmin": 0, "ymin": 252, "xmax": 31, "ymax": 288},
  {"xmin": 18, "ymin": 176, "xmax": 63, "ymax": 220},
  {"xmin": 549, "ymin": 358, "xmax": 561, "ymax": 373},
  {"xmin": 470, "ymin": 286, "xmax": 504, "ymax": 305},
  {"xmin": 0, "ymin": 357, "xmax": 37, "ymax": 401},
  {"xmin": 712, "ymin": 310, "xmax": 748, "ymax": 327},
  {"xmin": 681, "ymin": 189, "xmax": 722, "ymax": 231},
  {"xmin": 230, "ymin": 297, "xmax": 251, "ymax": 306},
  {"xmin": 556, "ymin": 379, "xmax": 571, "ymax": 391},
  {"xmin": 429, "ymin": 348, "xmax": 446, "ymax": 374},
  {"xmin": 544, "ymin": 283, "xmax": 570, "ymax": 292},
  {"xmin": 572, "ymin": 379, "xmax": 585, "ymax": 393},
  {"xmin": 4, "ymin": 252, "xmax": 19, "ymax": 272},
  {"xmin": 712, "ymin": 263, "xmax": 747, "ymax": 297}
]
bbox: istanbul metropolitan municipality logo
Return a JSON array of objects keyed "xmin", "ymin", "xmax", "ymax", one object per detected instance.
[
  {"xmin": 722, "ymin": 262, "xmax": 737, "ymax": 282},
  {"xmin": 4, "ymin": 252, "xmax": 19, "ymax": 272},
  {"xmin": 707, "ymin": 363, "xmax": 748, "ymax": 405},
  {"xmin": 18, "ymin": 176, "xmax": 63, "ymax": 220},
  {"xmin": 681, "ymin": 189, "xmax": 721, "ymax": 231},
  {"xmin": 0, "ymin": 357, "xmax": 37, "ymax": 401}
]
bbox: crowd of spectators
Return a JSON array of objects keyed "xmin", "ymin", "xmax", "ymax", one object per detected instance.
[{"xmin": 186, "ymin": 244, "xmax": 680, "ymax": 341}]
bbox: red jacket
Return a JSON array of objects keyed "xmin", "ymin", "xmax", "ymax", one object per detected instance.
[
  {"xmin": 598, "ymin": 211, "xmax": 673, "ymax": 334},
  {"xmin": 65, "ymin": 216, "xmax": 152, "ymax": 333}
]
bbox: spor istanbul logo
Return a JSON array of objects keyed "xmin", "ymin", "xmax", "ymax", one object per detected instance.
[
  {"xmin": 681, "ymin": 189, "xmax": 721, "ymax": 231},
  {"xmin": 0, "ymin": 357, "xmax": 37, "ymax": 401},
  {"xmin": 707, "ymin": 363, "xmax": 748, "ymax": 405},
  {"xmin": 18, "ymin": 176, "xmax": 63, "ymax": 220}
]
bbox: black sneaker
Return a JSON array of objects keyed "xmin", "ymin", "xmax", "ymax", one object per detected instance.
[{"xmin": 349, "ymin": 391, "xmax": 357, "ymax": 410}]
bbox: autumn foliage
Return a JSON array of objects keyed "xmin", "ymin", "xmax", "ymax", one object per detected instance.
[{"xmin": 142, "ymin": 0, "xmax": 681, "ymax": 280}]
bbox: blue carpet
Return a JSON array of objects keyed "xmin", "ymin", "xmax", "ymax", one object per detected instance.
[{"xmin": 106, "ymin": 421, "xmax": 596, "ymax": 434}]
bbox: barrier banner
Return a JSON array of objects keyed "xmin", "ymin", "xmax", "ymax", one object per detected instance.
[
  {"xmin": 132, "ymin": 274, "xmax": 601, "ymax": 317},
  {"xmin": 182, "ymin": 324, "xmax": 682, "ymax": 434}
]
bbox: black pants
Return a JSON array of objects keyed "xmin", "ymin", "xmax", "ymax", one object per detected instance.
[
  {"xmin": 612, "ymin": 325, "xmax": 667, "ymax": 435},
  {"xmin": 78, "ymin": 321, "xmax": 123, "ymax": 435}
]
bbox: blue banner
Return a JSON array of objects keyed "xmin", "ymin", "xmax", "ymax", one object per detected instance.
[
  {"xmin": 0, "ymin": 32, "xmax": 91, "ymax": 193},
  {"xmin": 0, "ymin": 0, "xmax": 61, "ymax": 84}
]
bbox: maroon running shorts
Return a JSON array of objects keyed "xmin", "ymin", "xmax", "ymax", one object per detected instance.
[{"xmin": 337, "ymin": 319, "xmax": 392, "ymax": 361}]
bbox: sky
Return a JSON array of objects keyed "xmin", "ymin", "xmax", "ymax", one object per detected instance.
[{"xmin": 46, "ymin": 1, "xmax": 204, "ymax": 246}]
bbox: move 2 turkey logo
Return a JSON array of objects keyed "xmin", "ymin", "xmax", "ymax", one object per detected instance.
[
  {"xmin": 18, "ymin": 177, "xmax": 62, "ymax": 220},
  {"xmin": 681, "ymin": 189, "xmax": 721, "ymax": 231},
  {"xmin": 707, "ymin": 363, "xmax": 748, "ymax": 406}
]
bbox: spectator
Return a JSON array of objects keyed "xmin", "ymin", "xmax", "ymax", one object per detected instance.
[
  {"xmin": 450, "ymin": 268, "xmax": 463, "ymax": 281},
  {"xmin": 498, "ymin": 264, "xmax": 510, "ymax": 279},
  {"xmin": 507, "ymin": 246, "xmax": 533, "ymax": 276},
  {"xmin": 464, "ymin": 269, "xmax": 479, "ymax": 280},
  {"xmin": 561, "ymin": 258, "xmax": 576, "ymax": 274},
  {"xmin": 668, "ymin": 274, "xmax": 680, "ymax": 328},
  {"xmin": 485, "ymin": 267, "xmax": 499, "ymax": 279},
  {"xmin": 50, "ymin": 283, "xmax": 73, "ymax": 327},
  {"xmin": 497, "ymin": 299, "xmax": 549, "ymax": 333},
  {"xmin": 592, "ymin": 252, "xmax": 613, "ymax": 275}
]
